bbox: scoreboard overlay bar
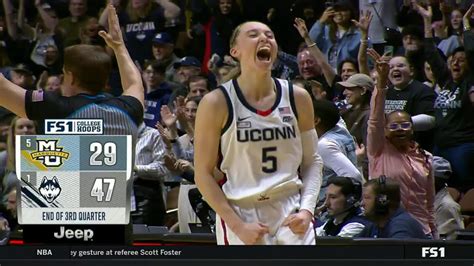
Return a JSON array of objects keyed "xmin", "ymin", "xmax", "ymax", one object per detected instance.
[{"xmin": 16, "ymin": 135, "xmax": 132, "ymax": 225}]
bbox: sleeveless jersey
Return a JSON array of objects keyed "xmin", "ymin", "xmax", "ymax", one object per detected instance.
[{"xmin": 219, "ymin": 78, "xmax": 302, "ymax": 201}]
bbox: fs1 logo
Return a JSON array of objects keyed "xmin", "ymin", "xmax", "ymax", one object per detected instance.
[
  {"xmin": 45, "ymin": 119, "xmax": 103, "ymax": 134},
  {"xmin": 30, "ymin": 140, "xmax": 69, "ymax": 167},
  {"xmin": 45, "ymin": 120, "xmax": 73, "ymax": 133},
  {"xmin": 421, "ymin": 247, "xmax": 445, "ymax": 258}
]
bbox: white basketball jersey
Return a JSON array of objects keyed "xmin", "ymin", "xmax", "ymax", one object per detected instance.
[{"xmin": 219, "ymin": 78, "xmax": 303, "ymax": 201}]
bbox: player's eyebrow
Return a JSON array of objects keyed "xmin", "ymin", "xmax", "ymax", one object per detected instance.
[
  {"xmin": 245, "ymin": 29, "xmax": 274, "ymax": 36},
  {"xmin": 245, "ymin": 29, "xmax": 259, "ymax": 35}
]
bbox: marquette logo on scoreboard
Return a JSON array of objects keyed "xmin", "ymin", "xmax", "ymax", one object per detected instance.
[
  {"xmin": 30, "ymin": 140, "xmax": 70, "ymax": 167},
  {"xmin": 45, "ymin": 119, "xmax": 103, "ymax": 134}
]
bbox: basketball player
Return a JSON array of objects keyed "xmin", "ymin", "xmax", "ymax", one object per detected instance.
[{"xmin": 194, "ymin": 21, "xmax": 323, "ymax": 245}]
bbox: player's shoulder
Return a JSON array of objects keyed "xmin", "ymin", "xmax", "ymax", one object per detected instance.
[
  {"xmin": 291, "ymin": 83, "xmax": 312, "ymax": 100},
  {"xmin": 290, "ymin": 83, "xmax": 313, "ymax": 112},
  {"xmin": 198, "ymin": 86, "xmax": 230, "ymax": 118},
  {"xmin": 202, "ymin": 87, "xmax": 227, "ymax": 105}
]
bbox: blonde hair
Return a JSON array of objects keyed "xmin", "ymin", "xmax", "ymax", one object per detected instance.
[
  {"xmin": 227, "ymin": 21, "xmax": 269, "ymax": 80},
  {"xmin": 6, "ymin": 117, "xmax": 37, "ymax": 171}
]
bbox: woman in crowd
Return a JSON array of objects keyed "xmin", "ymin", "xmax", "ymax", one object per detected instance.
[
  {"xmin": 419, "ymin": 4, "xmax": 474, "ymax": 191},
  {"xmin": 99, "ymin": 0, "xmax": 180, "ymax": 65},
  {"xmin": 366, "ymin": 49, "xmax": 437, "ymax": 238},
  {"xmin": 0, "ymin": 117, "xmax": 36, "ymax": 195},
  {"xmin": 308, "ymin": 2, "xmax": 362, "ymax": 71}
]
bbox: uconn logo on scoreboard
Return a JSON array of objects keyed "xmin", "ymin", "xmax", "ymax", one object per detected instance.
[{"xmin": 45, "ymin": 119, "xmax": 103, "ymax": 134}]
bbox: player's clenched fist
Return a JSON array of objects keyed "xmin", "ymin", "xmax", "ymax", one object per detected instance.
[
  {"xmin": 234, "ymin": 222, "xmax": 270, "ymax": 245},
  {"xmin": 282, "ymin": 210, "xmax": 312, "ymax": 235}
]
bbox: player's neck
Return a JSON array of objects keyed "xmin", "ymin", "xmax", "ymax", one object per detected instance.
[{"xmin": 237, "ymin": 72, "xmax": 274, "ymax": 100}]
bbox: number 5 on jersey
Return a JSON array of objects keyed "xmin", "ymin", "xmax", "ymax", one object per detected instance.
[{"xmin": 262, "ymin": 147, "xmax": 277, "ymax": 173}]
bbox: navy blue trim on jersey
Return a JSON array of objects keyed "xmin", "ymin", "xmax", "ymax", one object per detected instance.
[
  {"xmin": 288, "ymin": 81, "xmax": 298, "ymax": 120},
  {"xmin": 232, "ymin": 78, "xmax": 282, "ymax": 116},
  {"xmin": 219, "ymin": 86, "xmax": 233, "ymax": 135}
]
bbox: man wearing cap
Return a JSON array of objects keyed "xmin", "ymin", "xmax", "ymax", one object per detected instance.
[
  {"xmin": 9, "ymin": 64, "xmax": 36, "ymax": 91},
  {"xmin": 173, "ymin": 56, "xmax": 202, "ymax": 86},
  {"xmin": 151, "ymin": 32, "xmax": 181, "ymax": 82},
  {"xmin": 433, "ymin": 156, "xmax": 464, "ymax": 238}
]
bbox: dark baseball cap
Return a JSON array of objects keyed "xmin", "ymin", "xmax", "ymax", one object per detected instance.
[
  {"xmin": 152, "ymin": 32, "xmax": 173, "ymax": 45},
  {"xmin": 402, "ymin": 25, "xmax": 424, "ymax": 40},
  {"xmin": 11, "ymin": 63, "xmax": 34, "ymax": 76},
  {"xmin": 173, "ymin": 56, "xmax": 201, "ymax": 69}
]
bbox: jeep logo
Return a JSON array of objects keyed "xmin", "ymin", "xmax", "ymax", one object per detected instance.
[{"xmin": 53, "ymin": 226, "xmax": 94, "ymax": 241}]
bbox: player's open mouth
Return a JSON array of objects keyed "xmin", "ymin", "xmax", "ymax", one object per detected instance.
[{"xmin": 256, "ymin": 47, "xmax": 271, "ymax": 62}]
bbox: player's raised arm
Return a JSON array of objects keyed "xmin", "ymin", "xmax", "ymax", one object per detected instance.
[
  {"xmin": 283, "ymin": 85, "xmax": 322, "ymax": 234},
  {"xmin": 0, "ymin": 74, "xmax": 27, "ymax": 118},
  {"xmin": 99, "ymin": 5, "xmax": 144, "ymax": 108}
]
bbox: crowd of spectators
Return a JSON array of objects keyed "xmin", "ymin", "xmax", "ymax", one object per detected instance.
[{"xmin": 0, "ymin": 0, "xmax": 473, "ymax": 242}]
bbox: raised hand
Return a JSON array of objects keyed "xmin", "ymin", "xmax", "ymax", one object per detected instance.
[
  {"xmin": 174, "ymin": 96, "xmax": 192, "ymax": 135},
  {"xmin": 352, "ymin": 10, "xmax": 373, "ymax": 34},
  {"xmin": 412, "ymin": 0, "xmax": 432, "ymax": 19},
  {"xmin": 463, "ymin": 4, "xmax": 474, "ymax": 29},
  {"xmin": 293, "ymin": 17, "xmax": 309, "ymax": 39},
  {"xmin": 319, "ymin": 7, "xmax": 335, "ymax": 24},
  {"xmin": 368, "ymin": 49, "xmax": 390, "ymax": 89},
  {"xmin": 367, "ymin": 48, "xmax": 382, "ymax": 62},
  {"xmin": 98, "ymin": 5, "xmax": 124, "ymax": 50},
  {"xmin": 160, "ymin": 105, "xmax": 177, "ymax": 128},
  {"xmin": 155, "ymin": 123, "xmax": 173, "ymax": 148},
  {"xmin": 174, "ymin": 96, "xmax": 186, "ymax": 121}
]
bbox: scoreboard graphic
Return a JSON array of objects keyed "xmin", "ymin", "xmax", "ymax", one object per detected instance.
[{"xmin": 16, "ymin": 135, "xmax": 132, "ymax": 225}]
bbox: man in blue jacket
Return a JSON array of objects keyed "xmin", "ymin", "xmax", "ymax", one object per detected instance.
[{"xmin": 360, "ymin": 176, "xmax": 429, "ymax": 239}]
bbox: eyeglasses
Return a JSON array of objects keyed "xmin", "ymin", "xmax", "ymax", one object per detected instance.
[{"xmin": 387, "ymin": 122, "xmax": 412, "ymax": 131}]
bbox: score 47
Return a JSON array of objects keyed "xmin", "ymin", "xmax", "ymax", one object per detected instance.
[{"xmin": 88, "ymin": 141, "xmax": 117, "ymax": 202}]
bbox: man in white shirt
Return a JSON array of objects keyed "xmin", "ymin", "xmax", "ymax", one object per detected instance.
[{"xmin": 316, "ymin": 176, "xmax": 371, "ymax": 237}]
